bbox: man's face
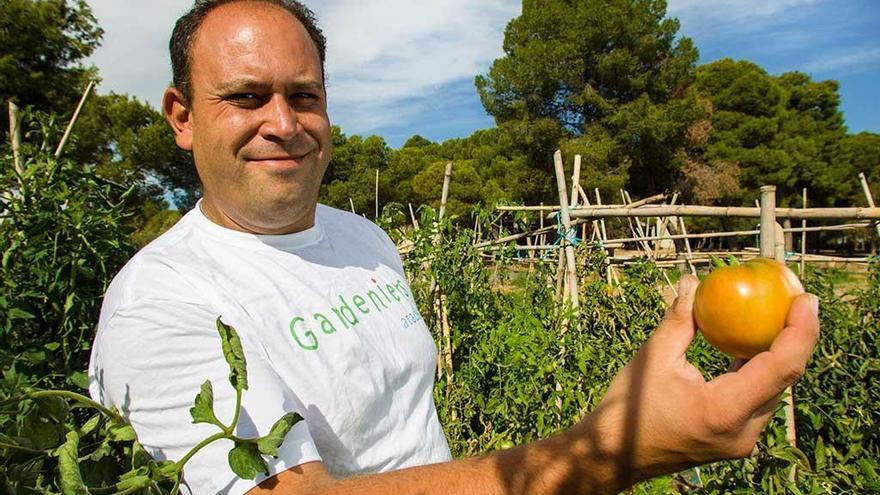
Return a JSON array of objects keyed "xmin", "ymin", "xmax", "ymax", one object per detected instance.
[{"xmin": 169, "ymin": 1, "xmax": 331, "ymax": 234}]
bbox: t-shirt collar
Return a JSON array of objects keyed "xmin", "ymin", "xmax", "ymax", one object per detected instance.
[{"xmin": 190, "ymin": 199, "xmax": 325, "ymax": 251}]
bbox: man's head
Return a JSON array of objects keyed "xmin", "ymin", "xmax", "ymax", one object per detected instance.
[
  {"xmin": 162, "ymin": 0, "xmax": 332, "ymax": 235},
  {"xmin": 170, "ymin": 0, "xmax": 326, "ymax": 104}
]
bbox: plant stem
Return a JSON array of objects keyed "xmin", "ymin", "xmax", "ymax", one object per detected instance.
[
  {"xmin": 0, "ymin": 390, "xmax": 124, "ymax": 422},
  {"xmin": 227, "ymin": 385, "xmax": 243, "ymax": 436},
  {"xmin": 170, "ymin": 430, "xmax": 228, "ymax": 475},
  {"xmin": 0, "ymin": 441, "xmax": 45, "ymax": 454}
]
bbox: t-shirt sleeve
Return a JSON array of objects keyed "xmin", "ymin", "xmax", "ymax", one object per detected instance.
[{"xmin": 89, "ymin": 297, "xmax": 322, "ymax": 495}]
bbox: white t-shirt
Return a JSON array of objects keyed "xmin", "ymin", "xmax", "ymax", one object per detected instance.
[{"xmin": 88, "ymin": 203, "xmax": 451, "ymax": 494}]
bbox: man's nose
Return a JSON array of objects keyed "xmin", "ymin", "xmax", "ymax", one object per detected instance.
[{"xmin": 260, "ymin": 94, "xmax": 299, "ymax": 142}]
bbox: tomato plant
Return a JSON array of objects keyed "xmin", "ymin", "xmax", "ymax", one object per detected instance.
[{"xmin": 694, "ymin": 258, "xmax": 804, "ymax": 359}]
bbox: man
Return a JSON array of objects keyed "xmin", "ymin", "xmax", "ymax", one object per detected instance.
[{"xmin": 88, "ymin": 1, "xmax": 820, "ymax": 494}]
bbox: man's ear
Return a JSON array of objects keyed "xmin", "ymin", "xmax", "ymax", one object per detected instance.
[{"xmin": 162, "ymin": 87, "xmax": 193, "ymax": 151}]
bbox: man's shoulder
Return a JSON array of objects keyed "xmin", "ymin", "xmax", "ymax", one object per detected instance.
[
  {"xmin": 103, "ymin": 209, "xmax": 209, "ymax": 312},
  {"xmin": 316, "ymin": 203, "xmax": 396, "ymax": 250}
]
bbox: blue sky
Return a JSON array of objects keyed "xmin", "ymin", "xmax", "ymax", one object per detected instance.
[{"xmin": 86, "ymin": 1, "xmax": 879, "ymax": 148}]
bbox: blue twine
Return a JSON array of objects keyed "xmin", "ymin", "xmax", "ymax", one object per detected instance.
[{"xmin": 537, "ymin": 212, "xmax": 581, "ymax": 260}]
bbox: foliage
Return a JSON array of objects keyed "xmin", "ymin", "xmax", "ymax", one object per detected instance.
[
  {"xmin": 0, "ymin": 318, "xmax": 302, "ymax": 492},
  {"xmin": 131, "ymin": 209, "xmax": 183, "ymax": 248},
  {"xmin": 475, "ymin": 0, "xmax": 703, "ymax": 198},
  {"xmin": 67, "ymin": 92, "xmax": 199, "ymax": 212},
  {"xmin": 0, "ymin": 112, "xmax": 136, "ymax": 391},
  {"xmin": 693, "ymin": 60, "xmax": 853, "ymax": 208},
  {"xmin": 0, "ymin": 0, "xmax": 102, "ymax": 124},
  {"xmin": 402, "ymin": 212, "xmax": 879, "ymax": 493}
]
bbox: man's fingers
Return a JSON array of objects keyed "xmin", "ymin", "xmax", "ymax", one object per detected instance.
[
  {"xmin": 710, "ymin": 293, "xmax": 820, "ymax": 415},
  {"xmin": 651, "ymin": 275, "xmax": 699, "ymax": 356}
]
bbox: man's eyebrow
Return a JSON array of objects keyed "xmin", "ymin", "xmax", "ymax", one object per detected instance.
[
  {"xmin": 213, "ymin": 78, "xmax": 324, "ymax": 94},
  {"xmin": 214, "ymin": 78, "xmax": 269, "ymax": 93}
]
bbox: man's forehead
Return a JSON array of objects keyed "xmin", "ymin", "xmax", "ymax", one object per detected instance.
[{"xmin": 188, "ymin": 1, "xmax": 323, "ymax": 84}]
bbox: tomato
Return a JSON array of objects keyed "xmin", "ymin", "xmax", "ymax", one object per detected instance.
[{"xmin": 693, "ymin": 258, "xmax": 804, "ymax": 359}]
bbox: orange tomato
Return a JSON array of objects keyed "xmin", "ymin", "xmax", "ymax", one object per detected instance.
[{"xmin": 693, "ymin": 258, "xmax": 804, "ymax": 359}]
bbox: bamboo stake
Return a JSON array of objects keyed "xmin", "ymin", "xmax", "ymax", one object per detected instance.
[
  {"xmin": 594, "ymin": 222, "xmax": 870, "ymax": 245},
  {"xmin": 55, "ymin": 80, "xmax": 94, "ymax": 158},
  {"xmin": 349, "ymin": 198, "xmax": 356, "ymax": 214},
  {"xmin": 859, "ymin": 173, "xmax": 880, "ymax": 239},
  {"xmin": 375, "ymin": 169, "xmax": 379, "ymax": 218},
  {"xmin": 571, "ymin": 155, "xmax": 582, "ymax": 208},
  {"xmin": 760, "ymin": 186, "xmax": 777, "ymax": 258},
  {"xmin": 760, "ymin": 186, "xmax": 798, "ymax": 482},
  {"xmin": 434, "ymin": 163, "xmax": 454, "ymax": 385},
  {"xmin": 409, "ymin": 203, "xmax": 419, "ymax": 230},
  {"xmin": 553, "ymin": 151, "xmax": 580, "ymax": 309},
  {"xmin": 567, "ymin": 205, "xmax": 880, "ymax": 220},
  {"xmin": 539, "ymin": 202, "xmax": 546, "ymax": 247},
  {"xmin": 594, "ymin": 189, "xmax": 610, "ymax": 244},
  {"xmin": 624, "ymin": 191, "xmax": 654, "ymax": 256},
  {"xmin": 622, "ymin": 190, "xmax": 654, "ymax": 258},
  {"xmin": 678, "ymin": 217, "xmax": 697, "ymax": 276},
  {"xmin": 439, "ymin": 162, "xmax": 453, "ymax": 221},
  {"xmin": 801, "ymin": 189, "xmax": 807, "ymax": 276},
  {"xmin": 556, "ymin": 155, "xmax": 582, "ymax": 302},
  {"xmin": 8, "ymin": 100, "xmax": 22, "ymax": 177}
]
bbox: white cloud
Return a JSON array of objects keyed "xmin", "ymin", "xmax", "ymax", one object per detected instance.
[
  {"xmin": 85, "ymin": 1, "xmax": 519, "ymax": 135},
  {"xmin": 668, "ymin": 0, "xmax": 823, "ymax": 22},
  {"xmin": 667, "ymin": 0, "xmax": 826, "ymax": 38},
  {"xmin": 802, "ymin": 46, "xmax": 880, "ymax": 74}
]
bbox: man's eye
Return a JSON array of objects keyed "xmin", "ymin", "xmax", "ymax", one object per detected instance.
[
  {"xmin": 292, "ymin": 92, "xmax": 318, "ymax": 100},
  {"xmin": 227, "ymin": 93, "xmax": 261, "ymax": 104}
]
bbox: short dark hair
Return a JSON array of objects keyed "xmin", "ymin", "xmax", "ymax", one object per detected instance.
[{"xmin": 169, "ymin": 0, "xmax": 326, "ymax": 102}]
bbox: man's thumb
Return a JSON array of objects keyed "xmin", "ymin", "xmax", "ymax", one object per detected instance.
[{"xmin": 654, "ymin": 274, "xmax": 699, "ymax": 353}]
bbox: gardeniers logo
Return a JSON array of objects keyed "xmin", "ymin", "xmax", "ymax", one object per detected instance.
[{"xmin": 288, "ymin": 277, "xmax": 422, "ymax": 351}]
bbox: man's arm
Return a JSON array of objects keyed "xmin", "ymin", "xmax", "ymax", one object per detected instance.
[{"xmin": 249, "ymin": 275, "xmax": 820, "ymax": 495}]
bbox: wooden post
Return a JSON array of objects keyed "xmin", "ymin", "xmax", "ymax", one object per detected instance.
[
  {"xmin": 760, "ymin": 186, "xmax": 798, "ymax": 482},
  {"xmin": 439, "ymin": 162, "xmax": 453, "ymax": 220},
  {"xmin": 408, "ymin": 203, "xmax": 419, "ymax": 230},
  {"xmin": 623, "ymin": 190, "xmax": 654, "ymax": 258},
  {"xmin": 553, "ymin": 151, "xmax": 580, "ymax": 309},
  {"xmin": 859, "ymin": 173, "xmax": 880, "ymax": 240},
  {"xmin": 594, "ymin": 188, "xmax": 609, "ymax": 242},
  {"xmin": 678, "ymin": 217, "xmax": 697, "ymax": 276},
  {"xmin": 570, "ymin": 155, "xmax": 582, "ymax": 208},
  {"xmin": 760, "ymin": 186, "xmax": 777, "ymax": 258},
  {"xmin": 801, "ymin": 189, "xmax": 807, "ymax": 276},
  {"xmin": 8, "ymin": 100, "xmax": 22, "ymax": 177},
  {"xmin": 55, "ymin": 80, "xmax": 94, "ymax": 159},
  {"xmin": 539, "ymin": 202, "xmax": 546, "ymax": 247},
  {"xmin": 430, "ymin": 162, "xmax": 454, "ymax": 388}
]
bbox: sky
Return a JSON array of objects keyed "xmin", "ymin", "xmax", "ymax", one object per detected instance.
[{"xmin": 84, "ymin": 0, "xmax": 880, "ymax": 149}]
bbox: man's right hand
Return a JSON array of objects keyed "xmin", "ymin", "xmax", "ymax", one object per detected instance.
[{"xmin": 570, "ymin": 275, "xmax": 820, "ymax": 490}]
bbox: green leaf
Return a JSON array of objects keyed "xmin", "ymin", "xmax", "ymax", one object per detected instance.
[
  {"xmin": 78, "ymin": 414, "xmax": 101, "ymax": 436},
  {"xmin": 63, "ymin": 293, "xmax": 75, "ymax": 314},
  {"xmin": 108, "ymin": 423, "xmax": 137, "ymax": 442},
  {"xmin": 57, "ymin": 431, "xmax": 89, "ymax": 495},
  {"xmin": 23, "ymin": 416, "xmax": 61, "ymax": 450},
  {"xmin": 228, "ymin": 442, "xmax": 268, "ymax": 479},
  {"xmin": 190, "ymin": 380, "xmax": 222, "ymax": 426},
  {"xmin": 67, "ymin": 371, "xmax": 89, "ymax": 390},
  {"xmin": 216, "ymin": 317, "xmax": 248, "ymax": 392},
  {"xmin": 34, "ymin": 396, "xmax": 70, "ymax": 423},
  {"xmin": 257, "ymin": 412, "xmax": 303, "ymax": 457},
  {"xmin": 7, "ymin": 307, "xmax": 35, "ymax": 320},
  {"xmin": 113, "ymin": 473, "xmax": 151, "ymax": 491}
]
